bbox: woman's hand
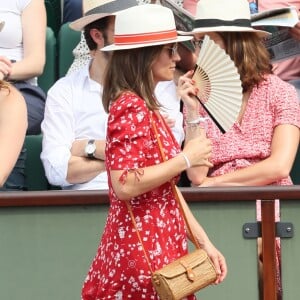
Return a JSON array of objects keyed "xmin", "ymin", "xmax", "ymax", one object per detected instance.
[
  {"xmin": 200, "ymin": 241, "xmax": 228, "ymax": 284},
  {"xmin": 0, "ymin": 56, "xmax": 13, "ymax": 80},
  {"xmin": 182, "ymin": 135, "xmax": 213, "ymax": 168},
  {"xmin": 177, "ymin": 70, "xmax": 199, "ymax": 112}
]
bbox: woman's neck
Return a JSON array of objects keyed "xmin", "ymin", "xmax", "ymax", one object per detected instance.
[{"xmin": 237, "ymin": 91, "xmax": 251, "ymax": 125}]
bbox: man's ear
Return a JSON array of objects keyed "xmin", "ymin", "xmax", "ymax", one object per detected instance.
[{"xmin": 89, "ymin": 28, "xmax": 104, "ymax": 45}]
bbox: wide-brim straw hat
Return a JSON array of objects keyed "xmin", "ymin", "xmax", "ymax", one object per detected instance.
[
  {"xmin": 179, "ymin": 0, "xmax": 270, "ymax": 37},
  {"xmin": 0, "ymin": 21, "xmax": 5, "ymax": 32},
  {"xmin": 69, "ymin": 0, "xmax": 137, "ymax": 31},
  {"xmin": 102, "ymin": 4, "xmax": 193, "ymax": 51}
]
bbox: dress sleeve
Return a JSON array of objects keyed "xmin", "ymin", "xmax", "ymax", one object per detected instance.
[
  {"xmin": 106, "ymin": 93, "xmax": 152, "ymax": 172},
  {"xmin": 273, "ymin": 79, "xmax": 300, "ymax": 128}
]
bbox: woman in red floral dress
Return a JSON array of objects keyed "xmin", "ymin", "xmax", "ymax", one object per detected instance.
[{"xmin": 81, "ymin": 4, "xmax": 227, "ymax": 300}]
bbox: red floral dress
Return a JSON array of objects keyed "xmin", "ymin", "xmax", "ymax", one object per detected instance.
[{"xmin": 81, "ymin": 92, "xmax": 196, "ymax": 300}]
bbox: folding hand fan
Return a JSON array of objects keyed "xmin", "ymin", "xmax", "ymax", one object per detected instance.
[{"xmin": 192, "ymin": 35, "xmax": 243, "ymax": 133}]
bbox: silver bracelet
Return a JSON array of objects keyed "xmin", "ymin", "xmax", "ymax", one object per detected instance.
[
  {"xmin": 186, "ymin": 123, "xmax": 203, "ymax": 129},
  {"xmin": 181, "ymin": 152, "xmax": 191, "ymax": 169},
  {"xmin": 186, "ymin": 116, "xmax": 208, "ymax": 124}
]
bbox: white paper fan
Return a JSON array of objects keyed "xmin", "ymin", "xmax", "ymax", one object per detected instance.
[
  {"xmin": 192, "ymin": 35, "xmax": 243, "ymax": 133},
  {"xmin": 0, "ymin": 21, "xmax": 5, "ymax": 32}
]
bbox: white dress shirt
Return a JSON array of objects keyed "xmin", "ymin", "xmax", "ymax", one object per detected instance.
[
  {"xmin": 41, "ymin": 62, "xmax": 184, "ymax": 190},
  {"xmin": 155, "ymin": 81, "xmax": 184, "ymax": 146},
  {"xmin": 41, "ymin": 63, "xmax": 108, "ymax": 190}
]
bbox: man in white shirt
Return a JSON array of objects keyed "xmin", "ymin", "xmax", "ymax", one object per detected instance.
[
  {"xmin": 41, "ymin": 63, "xmax": 108, "ymax": 190},
  {"xmin": 41, "ymin": 0, "xmax": 185, "ymax": 190},
  {"xmin": 41, "ymin": 0, "xmax": 138, "ymax": 190},
  {"xmin": 156, "ymin": 81, "xmax": 184, "ymax": 145}
]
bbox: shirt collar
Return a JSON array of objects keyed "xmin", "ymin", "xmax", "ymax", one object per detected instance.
[{"xmin": 85, "ymin": 59, "xmax": 103, "ymax": 92}]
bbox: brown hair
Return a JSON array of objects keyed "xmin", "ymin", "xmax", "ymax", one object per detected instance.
[
  {"xmin": 102, "ymin": 45, "xmax": 164, "ymax": 113},
  {"xmin": 0, "ymin": 80, "xmax": 10, "ymax": 93},
  {"xmin": 218, "ymin": 32, "xmax": 273, "ymax": 93}
]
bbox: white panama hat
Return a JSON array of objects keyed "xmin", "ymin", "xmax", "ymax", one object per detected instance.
[
  {"xmin": 69, "ymin": 0, "xmax": 137, "ymax": 31},
  {"xmin": 101, "ymin": 4, "xmax": 193, "ymax": 51},
  {"xmin": 179, "ymin": 0, "xmax": 269, "ymax": 37}
]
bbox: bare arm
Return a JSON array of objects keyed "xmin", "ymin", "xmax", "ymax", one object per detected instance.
[
  {"xmin": 66, "ymin": 139, "xmax": 106, "ymax": 184},
  {"xmin": 66, "ymin": 157, "xmax": 105, "ymax": 184},
  {"xmin": 0, "ymin": 85, "xmax": 27, "ymax": 186},
  {"xmin": 9, "ymin": 0, "xmax": 46, "ymax": 81},
  {"xmin": 199, "ymin": 124, "xmax": 300, "ymax": 187},
  {"xmin": 178, "ymin": 71, "xmax": 212, "ymax": 184},
  {"xmin": 110, "ymin": 135, "xmax": 213, "ymax": 201}
]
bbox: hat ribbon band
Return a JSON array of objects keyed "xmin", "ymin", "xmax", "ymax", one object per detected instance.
[
  {"xmin": 114, "ymin": 29, "xmax": 178, "ymax": 45},
  {"xmin": 194, "ymin": 18, "xmax": 252, "ymax": 28}
]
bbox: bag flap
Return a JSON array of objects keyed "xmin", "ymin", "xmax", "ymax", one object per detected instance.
[{"xmin": 154, "ymin": 249, "xmax": 212, "ymax": 279}]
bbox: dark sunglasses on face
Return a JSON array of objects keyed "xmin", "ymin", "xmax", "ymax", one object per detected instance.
[
  {"xmin": 164, "ymin": 43, "xmax": 178, "ymax": 57},
  {"xmin": 192, "ymin": 38, "xmax": 204, "ymax": 49}
]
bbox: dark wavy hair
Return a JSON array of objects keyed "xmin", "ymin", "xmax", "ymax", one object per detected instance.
[
  {"xmin": 218, "ymin": 32, "xmax": 273, "ymax": 93},
  {"xmin": 102, "ymin": 45, "xmax": 164, "ymax": 113},
  {"xmin": 84, "ymin": 16, "xmax": 112, "ymax": 50}
]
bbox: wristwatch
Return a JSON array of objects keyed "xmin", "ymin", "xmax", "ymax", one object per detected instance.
[{"xmin": 85, "ymin": 139, "xmax": 96, "ymax": 158}]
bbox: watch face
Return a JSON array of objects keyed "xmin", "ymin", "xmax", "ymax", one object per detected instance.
[{"xmin": 85, "ymin": 141, "xmax": 96, "ymax": 157}]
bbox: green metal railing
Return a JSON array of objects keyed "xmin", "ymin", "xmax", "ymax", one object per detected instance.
[{"xmin": 0, "ymin": 186, "xmax": 299, "ymax": 300}]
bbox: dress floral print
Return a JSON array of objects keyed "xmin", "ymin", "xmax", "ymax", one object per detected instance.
[{"xmin": 82, "ymin": 92, "xmax": 196, "ymax": 300}]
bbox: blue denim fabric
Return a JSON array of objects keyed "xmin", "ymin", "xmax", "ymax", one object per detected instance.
[
  {"xmin": 63, "ymin": 0, "xmax": 82, "ymax": 23},
  {"xmin": 0, "ymin": 145, "xmax": 26, "ymax": 191}
]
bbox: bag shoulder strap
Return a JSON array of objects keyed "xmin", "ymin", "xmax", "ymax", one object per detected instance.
[
  {"xmin": 125, "ymin": 112, "xmax": 200, "ymax": 275},
  {"xmin": 151, "ymin": 112, "xmax": 200, "ymax": 249},
  {"xmin": 125, "ymin": 200, "xmax": 154, "ymax": 273}
]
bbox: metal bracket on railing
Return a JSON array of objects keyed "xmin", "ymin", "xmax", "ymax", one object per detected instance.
[{"xmin": 243, "ymin": 222, "xmax": 294, "ymax": 239}]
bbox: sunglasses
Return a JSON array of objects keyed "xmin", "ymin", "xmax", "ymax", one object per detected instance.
[
  {"xmin": 164, "ymin": 43, "xmax": 178, "ymax": 57},
  {"xmin": 192, "ymin": 38, "xmax": 204, "ymax": 49}
]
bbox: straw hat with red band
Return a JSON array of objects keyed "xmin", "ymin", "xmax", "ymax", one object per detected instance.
[
  {"xmin": 69, "ymin": 0, "xmax": 137, "ymax": 31},
  {"xmin": 101, "ymin": 4, "xmax": 193, "ymax": 51},
  {"xmin": 178, "ymin": 0, "xmax": 270, "ymax": 37}
]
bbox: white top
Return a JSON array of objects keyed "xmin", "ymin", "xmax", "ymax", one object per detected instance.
[
  {"xmin": 41, "ymin": 63, "xmax": 109, "ymax": 190},
  {"xmin": 0, "ymin": 0, "xmax": 35, "ymax": 84},
  {"xmin": 156, "ymin": 80, "xmax": 184, "ymax": 145}
]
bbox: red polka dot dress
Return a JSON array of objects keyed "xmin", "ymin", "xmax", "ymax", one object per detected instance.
[{"xmin": 82, "ymin": 92, "xmax": 196, "ymax": 300}]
